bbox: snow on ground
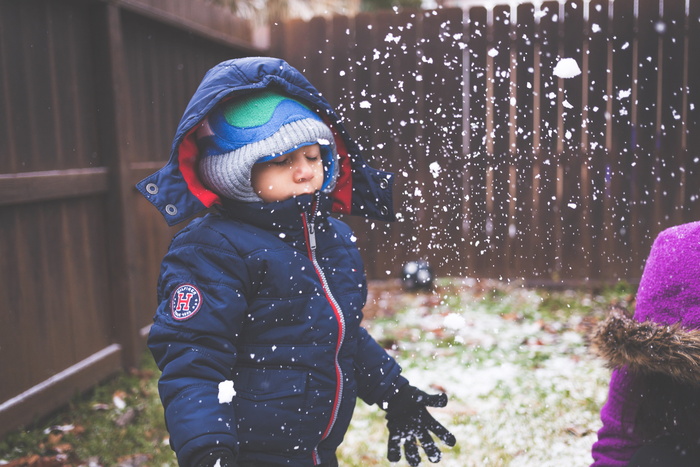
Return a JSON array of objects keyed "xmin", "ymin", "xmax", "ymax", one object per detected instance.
[{"xmin": 338, "ymin": 279, "xmax": 615, "ymax": 466}]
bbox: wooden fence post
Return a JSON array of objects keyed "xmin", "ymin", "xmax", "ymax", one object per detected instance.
[{"xmin": 92, "ymin": 3, "xmax": 143, "ymax": 368}]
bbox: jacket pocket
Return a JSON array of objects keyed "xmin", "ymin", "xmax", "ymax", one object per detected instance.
[{"xmin": 233, "ymin": 367, "xmax": 328, "ymax": 454}]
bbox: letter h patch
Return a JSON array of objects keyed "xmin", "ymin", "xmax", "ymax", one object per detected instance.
[{"xmin": 170, "ymin": 284, "xmax": 202, "ymax": 320}]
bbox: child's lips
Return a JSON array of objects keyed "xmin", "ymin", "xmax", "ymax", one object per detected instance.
[{"xmin": 295, "ymin": 184, "xmax": 321, "ymax": 196}]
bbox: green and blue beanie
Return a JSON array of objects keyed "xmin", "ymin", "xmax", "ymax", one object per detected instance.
[{"xmin": 196, "ymin": 90, "xmax": 338, "ymax": 202}]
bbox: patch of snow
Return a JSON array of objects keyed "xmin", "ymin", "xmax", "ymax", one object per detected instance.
[{"xmin": 218, "ymin": 380, "xmax": 236, "ymax": 404}]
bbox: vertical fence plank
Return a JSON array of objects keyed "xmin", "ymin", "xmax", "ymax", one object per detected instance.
[
  {"xmin": 606, "ymin": 0, "xmax": 635, "ymax": 280},
  {"xmin": 0, "ymin": 211, "xmax": 24, "ymax": 395},
  {"xmin": 327, "ymin": 13, "xmax": 361, "ymax": 265},
  {"xmin": 307, "ymin": 16, "xmax": 330, "ymax": 98},
  {"xmin": 349, "ymin": 11, "xmax": 382, "ymax": 279},
  {"xmin": 533, "ymin": 1, "xmax": 560, "ymax": 280},
  {"xmin": 584, "ymin": 0, "xmax": 610, "ymax": 280},
  {"xmin": 38, "ymin": 205, "xmax": 75, "ymax": 367},
  {"xmin": 420, "ymin": 8, "xmax": 465, "ymax": 277},
  {"xmin": 329, "ymin": 14, "xmax": 355, "ymax": 122},
  {"xmin": 92, "ymin": 4, "xmax": 142, "ymax": 367},
  {"xmin": 488, "ymin": 5, "xmax": 513, "ymax": 280},
  {"xmin": 6, "ymin": 209, "xmax": 41, "ymax": 395},
  {"xmin": 367, "ymin": 11, "xmax": 403, "ymax": 279},
  {"xmin": 0, "ymin": 2, "xmax": 20, "ymax": 173},
  {"xmin": 559, "ymin": 0, "xmax": 585, "ymax": 280},
  {"xmin": 658, "ymin": 0, "xmax": 686, "ymax": 228},
  {"xmin": 269, "ymin": 18, "xmax": 286, "ymax": 60},
  {"xmin": 390, "ymin": 10, "xmax": 423, "ymax": 276},
  {"xmin": 280, "ymin": 18, "xmax": 311, "ymax": 73},
  {"xmin": 19, "ymin": 1, "xmax": 50, "ymax": 171},
  {"xmin": 464, "ymin": 6, "xmax": 489, "ymax": 278},
  {"xmin": 634, "ymin": 0, "xmax": 661, "ymax": 267},
  {"xmin": 512, "ymin": 3, "xmax": 536, "ymax": 281}
]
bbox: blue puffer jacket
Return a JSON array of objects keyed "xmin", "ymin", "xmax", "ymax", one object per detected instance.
[{"xmin": 137, "ymin": 57, "xmax": 407, "ymax": 466}]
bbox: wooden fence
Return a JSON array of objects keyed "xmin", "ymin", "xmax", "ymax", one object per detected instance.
[
  {"xmin": 0, "ymin": 0, "xmax": 261, "ymax": 437},
  {"xmin": 270, "ymin": 0, "xmax": 700, "ymax": 284},
  {"xmin": 2, "ymin": 0, "xmax": 700, "ymax": 439}
]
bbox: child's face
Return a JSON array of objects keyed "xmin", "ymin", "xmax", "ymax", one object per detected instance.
[{"xmin": 251, "ymin": 143, "xmax": 325, "ymax": 202}]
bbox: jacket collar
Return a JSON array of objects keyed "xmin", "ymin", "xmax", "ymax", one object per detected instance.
[
  {"xmin": 592, "ymin": 309, "xmax": 700, "ymax": 386},
  {"xmin": 218, "ymin": 192, "xmax": 331, "ymax": 232}
]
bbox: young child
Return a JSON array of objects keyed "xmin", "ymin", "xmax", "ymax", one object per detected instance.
[
  {"xmin": 137, "ymin": 57, "xmax": 455, "ymax": 467},
  {"xmin": 591, "ymin": 220, "xmax": 700, "ymax": 466}
]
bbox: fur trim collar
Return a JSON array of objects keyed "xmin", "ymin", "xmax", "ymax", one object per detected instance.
[{"xmin": 591, "ymin": 309, "xmax": 700, "ymax": 386}]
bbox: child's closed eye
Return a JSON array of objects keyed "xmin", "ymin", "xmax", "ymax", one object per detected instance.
[{"xmin": 271, "ymin": 156, "xmax": 291, "ymax": 166}]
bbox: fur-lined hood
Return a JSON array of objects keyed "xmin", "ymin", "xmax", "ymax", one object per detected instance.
[{"xmin": 591, "ymin": 308, "xmax": 700, "ymax": 386}]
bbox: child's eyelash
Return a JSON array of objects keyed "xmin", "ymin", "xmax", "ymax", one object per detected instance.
[{"xmin": 271, "ymin": 155, "xmax": 319, "ymax": 165}]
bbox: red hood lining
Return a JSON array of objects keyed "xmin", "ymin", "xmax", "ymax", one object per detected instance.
[{"xmin": 178, "ymin": 115, "xmax": 354, "ymax": 214}]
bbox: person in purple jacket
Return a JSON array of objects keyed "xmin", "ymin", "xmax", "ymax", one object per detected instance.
[
  {"xmin": 137, "ymin": 57, "xmax": 455, "ymax": 467},
  {"xmin": 591, "ymin": 220, "xmax": 700, "ymax": 466}
]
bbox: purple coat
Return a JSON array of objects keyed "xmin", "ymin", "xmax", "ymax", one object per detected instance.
[{"xmin": 591, "ymin": 221, "xmax": 700, "ymax": 466}]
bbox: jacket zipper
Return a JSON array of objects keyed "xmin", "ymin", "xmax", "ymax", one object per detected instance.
[{"xmin": 302, "ymin": 206, "xmax": 346, "ymax": 465}]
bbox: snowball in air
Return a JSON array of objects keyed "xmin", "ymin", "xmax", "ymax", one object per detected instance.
[
  {"xmin": 553, "ymin": 58, "xmax": 581, "ymax": 79},
  {"xmin": 218, "ymin": 380, "xmax": 236, "ymax": 404},
  {"xmin": 443, "ymin": 313, "xmax": 466, "ymax": 330}
]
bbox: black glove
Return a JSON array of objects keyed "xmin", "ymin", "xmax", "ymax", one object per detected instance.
[
  {"xmin": 192, "ymin": 448, "xmax": 235, "ymax": 467},
  {"xmin": 385, "ymin": 385, "xmax": 456, "ymax": 466}
]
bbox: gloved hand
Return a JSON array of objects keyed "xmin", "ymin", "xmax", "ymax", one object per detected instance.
[
  {"xmin": 385, "ymin": 384, "xmax": 456, "ymax": 466},
  {"xmin": 192, "ymin": 447, "xmax": 235, "ymax": 467}
]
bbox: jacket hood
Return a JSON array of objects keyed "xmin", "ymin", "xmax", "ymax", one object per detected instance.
[
  {"xmin": 633, "ymin": 220, "xmax": 700, "ymax": 327},
  {"xmin": 136, "ymin": 56, "xmax": 395, "ymax": 226},
  {"xmin": 591, "ymin": 308, "xmax": 700, "ymax": 386}
]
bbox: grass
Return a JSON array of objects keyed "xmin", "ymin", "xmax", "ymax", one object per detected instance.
[
  {"xmin": 0, "ymin": 353, "xmax": 176, "ymax": 466},
  {"xmin": 0, "ymin": 278, "xmax": 634, "ymax": 467}
]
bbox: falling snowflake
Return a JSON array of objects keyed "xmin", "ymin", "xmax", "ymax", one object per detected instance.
[
  {"xmin": 617, "ymin": 89, "xmax": 632, "ymax": 99},
  {"xmin": 385, "ymin": 33, "xmax": 401, "ymax": 44}
]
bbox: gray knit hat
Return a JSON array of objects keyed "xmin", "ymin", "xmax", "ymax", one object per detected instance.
[{"xmin": 196, "ymin": 90, "xmax": 338, "ymax": 202}]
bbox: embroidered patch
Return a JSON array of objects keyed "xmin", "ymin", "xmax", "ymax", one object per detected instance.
[{"xmin": 170, "ymin": 284, "xmax": 203, "ymax": 320}]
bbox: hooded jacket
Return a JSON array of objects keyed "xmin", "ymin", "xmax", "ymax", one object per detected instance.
[
  {"xmin": 590, "ymin": 221, "xmax": 700, "ymax": 466},
  {"xmin": 139, "ymin": 57, "xmax": 406, "ymax": 466}
]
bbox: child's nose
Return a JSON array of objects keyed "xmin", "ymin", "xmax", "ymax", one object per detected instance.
[{"xmin": 293, "ymin": 159, "xmax": 315, "ymax": 182}]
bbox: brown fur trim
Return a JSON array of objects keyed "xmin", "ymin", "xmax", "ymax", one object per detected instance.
[{"xmin": 591, "ymin": 308, "xmax": 700, "ymax": 386}]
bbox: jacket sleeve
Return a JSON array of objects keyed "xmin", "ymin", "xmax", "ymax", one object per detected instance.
[
  {"xmin": 352, "ymin": 326, "xmax": 408, "ymax": 406},
  {"xmin": 591, "ymin": 367, "xmax": 644, "ymax": 466},
  {"xmin": 147, "ymin": 226, "xmax": 251, "ymax": 466}
]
